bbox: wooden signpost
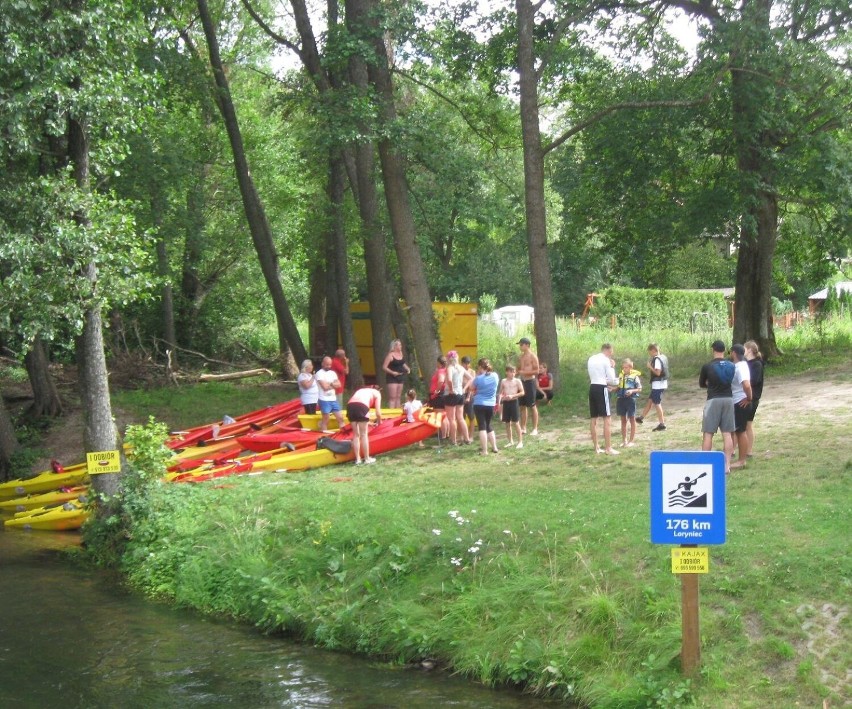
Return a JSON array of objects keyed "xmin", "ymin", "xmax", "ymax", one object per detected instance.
[{"xmin": 650, "ymin": 451, "xmax": 726, "ymax": 675}]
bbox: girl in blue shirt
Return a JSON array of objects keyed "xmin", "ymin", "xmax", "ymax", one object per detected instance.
[{"xmin": 470, "ymin": 358, "xmax": 500, "ymax": 455}]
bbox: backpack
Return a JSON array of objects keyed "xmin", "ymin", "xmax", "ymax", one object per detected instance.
[{"xmin": 714, "ymin": 359, "xmax": 735, "ymax": 385}]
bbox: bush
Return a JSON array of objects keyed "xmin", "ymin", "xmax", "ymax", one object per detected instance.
[{"xmin": 591, "ymin": 287, "xmax": 728, "ymax": 332}]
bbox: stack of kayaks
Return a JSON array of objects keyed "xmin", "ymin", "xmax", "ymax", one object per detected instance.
[
  {"xmin": 0, "ymin": 466, "xmax": 91, "ymax": 531},
  {"xmin": 4, "ymin": 499, "xmax": 90, "ymax": 531},
  {"xmin": 1, "ymin": 398, "xmax": 442, "ymax": 531}
]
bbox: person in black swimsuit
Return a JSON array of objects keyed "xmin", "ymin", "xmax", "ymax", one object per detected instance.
[{"xmin": 382, "ymin": 338, "xmax": 410, "ymax": 408}]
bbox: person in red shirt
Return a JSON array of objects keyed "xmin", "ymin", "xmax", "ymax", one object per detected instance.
[
  {"xmin": 330, "ymin": 349, "xmax": 349, "ymax": 405},
  {"xmin": 347, "ymin": 385, "xmax": 382, "ymax": 465}
]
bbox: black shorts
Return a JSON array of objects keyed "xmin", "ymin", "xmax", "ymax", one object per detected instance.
[
  {"xmin": 589, "ymin": 384, "xmax": 611, "ymax": 418},
  {"xmin": 745, "ymin": 399, "xmax": 759, "ymax": 422},
  {"xmin": 520, "ymin": 379, "xmax": 537, "ymax": 407},
  {"xmin": 443, "ymin": 393, "xmax": 464, "ymax": 407},
  {"xmin": 346, "ymin": 402, "xmax": 370, "ymax": 422},
  {"xmin": 501, "ymin": 399, "xmax": 520, "ymax": 423},
  {"xmin": 474, "ymin": 404, "xmax": 495, "ymax": 433},
  {"xmin": 302, "ymin": 403, "xmax": 317, "ymax": 415},
  {"xmin": 429, "ymin": 394, "xmax": 445, "ymax": 410},
  {"xmin": 734, "ymin": 401, "xmax": 750, "ymax": 433}
]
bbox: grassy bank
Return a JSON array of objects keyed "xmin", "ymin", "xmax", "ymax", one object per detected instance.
[{"xmin": 93, "ymin": 322, "xmax": 852, "ymax": 707}]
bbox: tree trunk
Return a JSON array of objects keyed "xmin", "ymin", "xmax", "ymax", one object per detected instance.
[
  {"xmin": 516, "ymin": 0, "xmax": 561, "ymax": 386},
  {"xmin": 179, "ymin": 160, "xmax": 210, "ymax": 350},
  {"xmin": 729, "ymin": 0, "xmax": 780, "ymax": 358},
  {"xmin": 197, "ymin": 0, "xmax": 303, "ymax": 377},
  {"xmin": 287, "ymin": 0, "xmax": 393, "ymax": 382},
  {"xmin": 350, "ymin": 0, "xmax": 440, "ymax": 376},
  {"xmin": 68, "ymin": 110, "xmax": 121, "ymax": 498},
  {"xmin": 23, "ymin": 336, "xmax": 63, "ymax": 419},
  {"xmin": 327, "ymin": 153, "xmax": 363, "ymax": 388},
  {"xmin": 0, "ymin": 395, "xmax": 20, "ymax": 481},
  {"xmin": 343, "ymin": 1, "xmax": 394, "ymax": 382},
  {"xmin": 153, "ymin": 193, "xmax": 177, "ymax": 368}
]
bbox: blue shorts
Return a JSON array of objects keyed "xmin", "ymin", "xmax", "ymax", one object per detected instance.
[
  {"xmin": 319, "ymin": 399, "xmax": 341, "ymax": 415},
  {"xmin": 616, "ymin": 398, "xmax": 637, "ymax": 417},
  {"xmin": 649, "ymin": 389, "xmax": 664, "ymax": 405}
]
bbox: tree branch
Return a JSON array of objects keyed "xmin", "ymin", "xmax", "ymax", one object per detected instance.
[
  {"xmin": 240, "ymin": 0, "xmax": 302, "ymax": 58},
  {"xmin": 542, "ymin": 66, "xmax": 727, "ymax": 155},
  {"xmin": 394, "ymin": 67, "xmax": 519, "ymax": 151}
]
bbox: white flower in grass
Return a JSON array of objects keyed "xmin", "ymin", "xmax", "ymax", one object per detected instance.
[
  {"xmin": 456, "ymin": 517, "xmax": 466, "ymax": 525},
  {"xmin": 455, "ymin": 537, "xmax": 462, "ymax": 542},
  {"xmin": 468, "ymin": 546, "xmax": 480, "ymax": 554},
  {"xmin": 432, "ymin": 529, "xmax": 442, "ymax": 536},
  {"xmin": 448, "ymin": 510, "xmax": 459, "ymax": 518},
  {"xmin": 451, "ymin": 557, "xmax": 462, "ymax": 566},
  {"xmin": 475, "ymin": 539, "xmax": 483, "ymax": 545},
  {"xmin": 503, "ymin": 530, "xmax": 512, "ymax": 535},
  {"xmin": 471, "ymin": 509, "xmax": 477, "ymax": 514}
]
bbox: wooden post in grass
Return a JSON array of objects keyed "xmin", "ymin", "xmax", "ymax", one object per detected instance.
[{"xmin": 681, "ymin": 570, "xmax": 700, "ymax": 674}]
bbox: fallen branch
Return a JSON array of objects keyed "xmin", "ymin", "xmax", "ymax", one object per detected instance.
[{"xmin": 198, "ymin": 368, "xmax": 274, "ymax": 382}]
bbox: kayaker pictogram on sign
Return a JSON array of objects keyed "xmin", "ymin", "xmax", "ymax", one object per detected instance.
[{"xmin": 662, "ymin": 463, "xmax": 714, "ymax": 514}]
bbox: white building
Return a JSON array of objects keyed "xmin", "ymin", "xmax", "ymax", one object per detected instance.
[{"xmin": 489, "ymin": 305, "xmax": 535, "ymax": 337}]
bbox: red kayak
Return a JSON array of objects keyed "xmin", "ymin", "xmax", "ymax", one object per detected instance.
[
  {"xmin": 166, "ymin": 399, "xmax": 302, "ymax": 450},
  {"xmin": 235, "ymin": 425, "xmax": 352, "ymax": 453},
  {"xmin": 170, "ymin": 412, "xmax": 441, "ymax": 483}
]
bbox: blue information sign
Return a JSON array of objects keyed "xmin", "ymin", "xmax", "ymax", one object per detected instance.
[{"xmin": 650, "ymin": 451, "xmax": 726, "ymax": 545}]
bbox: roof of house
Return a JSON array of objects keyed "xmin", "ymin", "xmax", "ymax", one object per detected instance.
[{"xmin": 808, "ymin": 281, "xmax": 852, "ymax": 300}]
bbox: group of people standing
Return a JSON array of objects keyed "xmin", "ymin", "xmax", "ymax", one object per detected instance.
[
  {"xmin": 296, "ymin": 349, "xmax": 386, "ymax": 465},
  {"xmin": 587, "ymin": 343, "xmax": 669, "ymax": 455},
  {"xmin": 297, "ymin": 335, "xmax": 764, "ymax": 470},
  {"xmin": 699, "ymin": 339, "xmax": 764, "ymax": 474},
  {"xmin": 382, "ymin": 337, "xmax": 553, "ymax": 457},
  {"xmin": 298, "ymin": 337, "xmax": 551, "ymax": 463}
]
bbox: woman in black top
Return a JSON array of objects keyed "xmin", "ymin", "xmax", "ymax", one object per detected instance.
[
  {"xmin": 744, "ymin": 340, "xmax": 765, "ymax": 458},
  {"xmin": 382, "ymin": 339, "xmax": 410, "ymax": 408}
]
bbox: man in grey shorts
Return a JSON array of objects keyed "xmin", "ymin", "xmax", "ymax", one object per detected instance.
[{"xmin": 698, "ymin": 340, "xmax": 736, "ymax": 473}]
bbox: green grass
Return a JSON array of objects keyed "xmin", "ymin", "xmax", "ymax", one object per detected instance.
[{"xmin": 82, "ymin": 318, "xmax": 852, "ymax": 708}]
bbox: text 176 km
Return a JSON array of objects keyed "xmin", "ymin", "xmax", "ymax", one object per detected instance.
[{"xmin": 666, "ymin": 519, "xmax": 711, "ymax": 531}]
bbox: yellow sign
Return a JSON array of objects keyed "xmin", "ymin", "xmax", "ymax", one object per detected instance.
[
  {"xmin": 671, "ymin": 547, "xmax": 709, "ymax": 574},
  {"xmin": 86, "ymin": 450, "xmax": 121, "ymax": 475}
]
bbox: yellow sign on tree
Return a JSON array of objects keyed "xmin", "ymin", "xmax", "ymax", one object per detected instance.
[{"xmin": 86, "ymin": 450, "xmax": 121, "ymax": 475}]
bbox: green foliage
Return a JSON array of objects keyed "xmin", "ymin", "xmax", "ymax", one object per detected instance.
[
  {"xmin": 592, "ymin": 287, "xmax": 729, "ymax": 332},
  {"xmin": 82, "ymin": 417, "xmax": 171, "ymax": 566},
  {"xmin": 771, "ymin": 297, "xmax": 793, "ymax": 316}
]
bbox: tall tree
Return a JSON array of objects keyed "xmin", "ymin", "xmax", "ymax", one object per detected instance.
[
  {"xmin": 515, "ymin": 0, "xmax": 561, "ymax": 385},
  {"xmin": 0, "ymin": 0, "xmax": 158, "ymax": 496},
  {"xmin": 347, "ymin": 0, "xmax": 440, "ymax": 375},
  {"xmin": 656, "ymin": 0, "xmax": 851, "ymax": 355},
  {"xmin": 196, "ymin": 0, "xmax": 305, "ymax": 375}
]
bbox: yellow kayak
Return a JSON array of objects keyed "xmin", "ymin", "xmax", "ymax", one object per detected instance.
[
  {"xmin": 0, "ymin": 467, "xmax": 90, "ymax": 501},
  {"xmin": 4, "ymin": 500, "xmax": 90, "ymax": 531},
  {"xmin": 0, "ymin": 485, "xmax": 89, "ymax": 513},
  {"xmin": 297, "ymin": 408, "xmax": 402, "ymax": 431}
]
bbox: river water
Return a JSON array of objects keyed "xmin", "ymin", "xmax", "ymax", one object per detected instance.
[{"xmin": 0, "ymin": 529, "xmax": 546, "ymax": 708}]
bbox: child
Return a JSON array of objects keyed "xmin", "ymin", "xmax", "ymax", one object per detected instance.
[
  {"xmin": 403, "ymin": 389, "xmax": 425, "ymax": 447},
  {"xmin": 616, "ymin": 358, "xmax": 642, "ymax": 447},
  {"xmin": 498, "ymin": 364, "xmax": 525, "ymax": 449},
  {"xmin": 535, "ymin": 362, "xmax": 554, "ymax": 404}
]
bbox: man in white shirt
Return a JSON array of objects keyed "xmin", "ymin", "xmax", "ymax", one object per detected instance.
[
  {"xmin": 315, "ymin": 356, "xmax": 346, "ymax": 433},
  {"xmin": 587, "ymin": 343, "xmax": 620, "ymax": 455},
  {"xmin": 730, "ymin": 344, "xmax": 753, "ymax": 470}
]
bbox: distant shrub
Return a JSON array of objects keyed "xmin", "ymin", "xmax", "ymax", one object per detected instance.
[{"xmin": 591, "ymin": 287, "xmax": 728, "ymax": 331}]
